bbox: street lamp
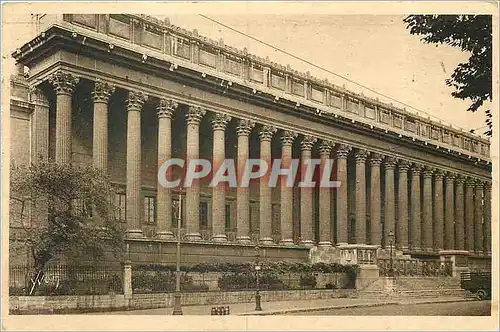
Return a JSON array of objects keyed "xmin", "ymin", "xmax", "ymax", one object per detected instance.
[
  {"xmin": 254, "ymin": 244, "xmax": 262, "ymax": 311},
  {"xmin": 172, "ymin": 194, "xmax": 183, "ymax": 315},
  {"xmin": 388, "ymin": 230, "xmax": 394, "ymax": 278}
]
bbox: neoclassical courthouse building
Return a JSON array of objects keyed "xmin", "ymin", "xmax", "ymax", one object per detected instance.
[{"xmin": 10, "ymin": 14, "xmax": 492, "ymax": 271}]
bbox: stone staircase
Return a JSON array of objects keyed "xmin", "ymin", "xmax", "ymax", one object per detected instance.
[{"xmin": 358, "ymin": 276, "xmax": 474, "ymax": 300}]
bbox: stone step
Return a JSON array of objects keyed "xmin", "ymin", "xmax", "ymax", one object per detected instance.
[{"xmin": 358, "ymin": 289, "xmax": 471, "ymax": 300}]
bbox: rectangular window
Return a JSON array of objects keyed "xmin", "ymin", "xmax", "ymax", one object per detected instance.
[
  {"xmin": 200, "ymin": 202, "xmax": 208, "ymax": 228},
  {"xmin": 144, "ymin": 196, "xmax": 156, "ymax": 224},
  {"xmin": 172, "ymin": 196, "xmax": 185, "ymax": 227},
  {"xmin": 225, "ymin": 204, "xmax": 231, "ymax": 230},
  {"xmin": 115, "ymin": 193, "xmax": 126, "ymax": 222},
  {"xmin": 73, "ymin": 199, "xmax": 93, "ymax": 218}
]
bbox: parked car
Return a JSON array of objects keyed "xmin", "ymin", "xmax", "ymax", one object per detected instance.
[{"xmin": 460, "ymin": 271, "xmax": 491, "ymax": 300}]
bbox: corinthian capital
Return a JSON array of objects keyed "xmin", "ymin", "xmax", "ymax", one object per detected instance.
[
  {"xmin": 370, "ymin": 153, "xmax": 383, "ymax": 166},
  {"xmin": 157, "ymin": 99, "xmax": 178, "ymax": 118},
  {"xmin": 48, "ymin": 70, "xmax": 79, "ymax": 95},
  {"xmin": 126, "ymin": 91, "xmax": 148, "ymax": 112},
  {"xmin": 384, "ymin": 156, "xmax": 397, "ymax": 169},
  {"xmin": 423, "ymin": 166, "xmax": 434, "ymax": 178},
  {"xmin": 28, "ymin": 86, "xmax": 49, "ymax": 105},
  {"xmin": 259, "ymin": 125, "xmax": 277, "ymax": 141},
  {"xmin": 236, "ymin": 119, "xmax": 255, "ymax": 136},
  {"xmin": 397, "ymin": 159, "xmax": 411, "ymax": 171},
  {"xmin": 300, "ymin": 135, "xmax": 317, "ymax": 151},
  {"xmin": 434, "ymin": 169, "xmax": 445, "ymax": 179},
  {"xmin": 336, "ymin": 143, "xmax": 351, "ymax": 159},
  {"xmin": 212, "ymin": 112, "xmax": 232, "ymax": 131},
  {"xmin": 319, "ymin": 140, "xmax": 334, "ymax": 155},
  {"xmin": 186, "ymin": 106, "xmax": 206, "ymax": 125},
  {"xmin": 355, "ymin": 149, "xmax": 368, "ymax": 164},
  {"xmin": 92, "ymin": 80, "xmax": 115, "ymax": 103},
  {"xmin": 281, "ymin": 130, "xmax": 298, "ymax": 146},
  {"xmin": 411, "ymin": 163, "xmax": 424, "ymax": 174}
]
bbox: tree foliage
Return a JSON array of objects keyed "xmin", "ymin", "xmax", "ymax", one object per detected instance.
[
  {"xmin": 10, "ymin": 162, "xmax": 124, "ymax": 272},
  {"xmin": 403, "ymin": 15, "xmax": 492, "ymax": 136}
]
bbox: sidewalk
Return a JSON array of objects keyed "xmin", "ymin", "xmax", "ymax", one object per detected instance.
[{"xmin": 92, "ymin": 296, "xmax": 473, "ymax": 315}]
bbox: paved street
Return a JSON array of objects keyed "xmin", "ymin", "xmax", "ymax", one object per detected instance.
[
  {"xmin": 88, "ymin": 297, "xmax": 477, "ymax": 316},
  {"xmin": 285, "ymin": 300, "xmax": 491, "ymax": 316}
]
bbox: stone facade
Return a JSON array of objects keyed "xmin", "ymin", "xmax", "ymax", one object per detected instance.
[{"xmin": 9, "ymin": 14, "xmax": 492, "ymax": 266}]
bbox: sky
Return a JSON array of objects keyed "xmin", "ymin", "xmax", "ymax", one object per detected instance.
[{"xmin": 3, "ymin": 12, "xmax": 490, "ymax": 136}]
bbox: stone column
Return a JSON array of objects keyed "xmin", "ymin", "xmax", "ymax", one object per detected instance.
[
  {"xmin": 454, "ymin": 175, "xmax": 465, "ymax": 250},
  {"xmin": 483, "ymin": 182, "xmax": 492, "ymax": 255},
  {"xmin": 28, "ymin": 87, "xmax": 50, "ymax": 227},
  {"xmin": 384, "ymin": 157, "xmax": 397, "ymax": 248},
  {"xmin": 125, "ymin": 91, "xmax": 148, "ymax": 237},
  {"xmin": 336, "ymin": 144, "xmax": 351, "ymax": 245},
  {"xmin": 410, "ymin": 163, "xmax": 423, "ymax": 251},
  {"xmin": 318, "ymin": 140, "xmax": 334, "ymax": 247},
  {"xmin": 397, "ymin": 160, "xmax": 410, "ymax": 250},
  {"xmin": 48, "ymin": 70, "xmax": 79, "ymax": 163},
  {"xmin": 156, "ymin": 99, "xmax": 178, "ymax": 239},
  {"xmin": 259, "ymin": 125, "xmax": 277, "ymax": 244},
  {"xmin": 300, "ymin": 135, "xmax": 317, "ymax": 246},
  {"xmin": 236, "ymin": 119, "xmax": 255, "ymax": 243},
  {"xmin": 29, "ymin": 86, "xmax": 50, "ymax": 164},
  {"xmin": 185, "ymin": 106, "xmax": 206, "ymax": 241},
  {"xmin": 433, "ymin": 170, "xmax": 445, "ymax": 251},
  {"xmin": 369, "ymin": 153, "xmax": 383, "ymax": 246},
  {"xmin": 211, "ymin": 112, "xmax": 232, "ymax": 242},
  {"xmin": 465, "ymin": 177, "xmax": 475, "ymax": 252},
  {"xmin": 92, "ymin": 81, "xmax": 115, "ymax": 171},
  {"xmin": 354, "ymin": 149, "xmax": 368, "ymax": 244},
  {"xmin": 280, "ymin": 130, "xmax": 298, "ymax": 245},
  {"xmin": 422, "ymin": 167, "xmax": 434, "ymax": 251},
  {"xmin": 444, "ymin": 172, "xmax": 456, "ymax": 250},
  {"xmin": 474, "ymin": 181, "xmax": 484, "ymax": 254}
]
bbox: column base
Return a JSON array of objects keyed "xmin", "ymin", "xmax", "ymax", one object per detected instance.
[
  {"xmin": 212, "ymin": 234, "xmax": 228, "ymax": 243},
  {"xmin": 186, "ymin": 233, "xmax": 202, "ymax": 241},
  {"xmin": 236, "ymin": 236, "xmax": 252, "ymax": 244},
  {"xmin": 300, "ymin": 240, "xmax": 315, "ymax": 248},
  {"xmin": 317, "ymin": 241, "xmax": 332, "ymax": 248},
  {"xmin": 156, "ymin": 231, "xmax": 175, "ymax": 240},
  {"xmin": 259, "ymin": 237, "xmax": 274, "ymax": 245},
  {"xmin": 475, "ymin": 250, "xmax": 485, "ymax": 255},
  {"xmin": 126, "ymin": 229, "xmax": 143, "ymax": 238},
  {"xmin": 279, "ymin": 239, "xmax": 294, "ymax": 246}
]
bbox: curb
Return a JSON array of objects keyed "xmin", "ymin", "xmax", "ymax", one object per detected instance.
[
  {"xmin": 237, "ymin": 298, "xmax": 474, "ymax": 316},
  {"xmin": 237, "ymin": 301, "xmax": 399, "ymax": 316}
]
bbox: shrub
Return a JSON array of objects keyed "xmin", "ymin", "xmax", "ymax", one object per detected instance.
[
  {"xmin": 299, "ymin": 274, "xmax": 317, "ymax": 289},
  {"xmin": 325, "ymin": 282, "xmax": 338, "ymax": 290}
]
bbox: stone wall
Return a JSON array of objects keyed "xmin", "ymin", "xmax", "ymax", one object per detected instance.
[{"xmin": 10, "ymin": 289, "xmax": 356, "ymax": 314}]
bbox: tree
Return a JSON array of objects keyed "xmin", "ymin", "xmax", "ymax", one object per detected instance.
[
  {"xmin": 403, "ymin": 15, "xmax": 492, "ymax": 136},
  {"xmin": 10, "ymin": 162, "xmax": 124, "ymax": 289}
]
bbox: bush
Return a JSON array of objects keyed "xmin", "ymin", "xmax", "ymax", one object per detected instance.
[
  {"xmin": 299, "ymin": 274, "xmax": 317, "ymax": 289},
  {"xmin": 218, "ymin": 272, "xmax": 288, "ymax": 291},
  {"xmin": 325, "ymin": 282, "xmax": 338, "ymax": 290}
]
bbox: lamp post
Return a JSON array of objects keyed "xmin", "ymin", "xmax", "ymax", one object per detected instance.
[
  {"xmin": 388, "ymin": 230, "xmax": 394, "ymax": 278},
  {"xmin": 172, "ymin": 194, "xmax": 183, "ymax": 315},
  {"xmin": 254, "ymin": 244, "xmax": 262, "ymax": 311}
]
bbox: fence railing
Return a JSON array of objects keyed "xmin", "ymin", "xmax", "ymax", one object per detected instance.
[
  {"xmin": 131, "ymin": 269, "xmax": 353, "ymax": 294},
  {"xmin": 378, "ymin": 259, "xmax": 453, "ymax": 277},
  {"xmin": 9, "ymin": 265, "xmax": 123, "ymax": 296},
  {"xmin": 10, "ymin": 265, "xmax": 355, "ymax": 296}
]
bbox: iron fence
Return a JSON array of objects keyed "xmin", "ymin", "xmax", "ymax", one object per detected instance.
[
  {"xmin": 9, "ymin": 265, "xmax": 123, "ymax": 296},
  {"xmin": 131, "ymin": 269, "xmax": 352, "ymax": 294}
]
